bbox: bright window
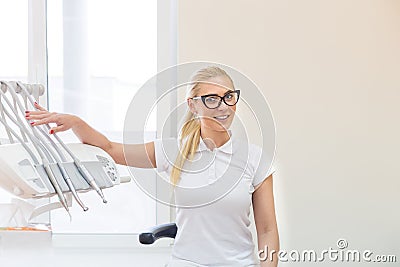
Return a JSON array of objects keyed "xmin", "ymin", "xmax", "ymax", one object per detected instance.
[
  {"xmin": 0, "ymin": 0, "xmax": 165, "ymax": 235},
  {"xmin": 0, "ymin": 0, "xmax": 29, "ymax": 203},
  {"xmin": 47, "ymin": 0, "xmax": 158, "ymax": 233}
]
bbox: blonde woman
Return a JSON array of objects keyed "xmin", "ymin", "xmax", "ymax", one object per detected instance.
[{"xmin": 27, "ymin": 66, "xmax": 279, "ymax": 267}]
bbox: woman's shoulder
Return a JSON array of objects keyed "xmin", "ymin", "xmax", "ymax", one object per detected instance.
[
  {"xmin": 153, "ymin": 137, "xmax": 180, "ymax": 157},
  {"xmin": 153, "ymin": 137, "xmax": 180, "ymax": 172},
  {"xmin": 232, "ymin": 137, "xmax": 263, "ymax": 155},
  {"xmin": 153, "ymin": 136, "xmax": 178, "ymax": 144},
  {"xmin": 232, "ymin": 139, "xmax": 274, "ymax": 170}
]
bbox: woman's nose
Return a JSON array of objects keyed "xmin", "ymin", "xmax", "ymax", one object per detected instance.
[{"xmin": 217, "ymin": 101, "xmax": 229, "ymax": 111}]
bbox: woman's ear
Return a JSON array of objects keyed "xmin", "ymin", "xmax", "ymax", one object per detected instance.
[{"xmin": 187, "ymin": 98, "xmax": 197, "ymax": 114}]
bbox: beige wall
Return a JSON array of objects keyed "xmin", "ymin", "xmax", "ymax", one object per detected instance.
[{"xmin": 178, "ymin": 0, "xmax": 400, "ymax": 265}]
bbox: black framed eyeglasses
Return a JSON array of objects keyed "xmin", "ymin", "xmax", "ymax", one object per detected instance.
[{"xmin": 191, "ymin": 90, "xmax": 240, "ymax": 109}]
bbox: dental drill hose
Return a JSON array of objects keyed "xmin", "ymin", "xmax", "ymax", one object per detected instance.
[
  {"xmin": 40, "ymin": 118, "xmax": 107, "ymax": 204},
  {"xmin": 0, "ymin": 84, "xmax": 69, "ymax": 212},
  {"xmin": 0, "ymin": 112, "xmax": 69, "ymax": 212},
  {"xmin": 16, "ymin": 82, "xmax": 107, "ymax": 204},
  {"xmin": 0, "ymin": 115, "xmax": 70, "ymax": 212},
  {"xmin": 3, "ymin": 81, "xmax": 86, "ymax": 212},
  {"xmin": 35, "ymin": 125, "xmax": 90, "ymax": 210},
  {"xmin": 42, "ymin": 158, "xmax": 70, "ymax": 213},
  {"xmin": 57, "ymin": 162, "xmax": 89, "ymax": 211},
  {"xmin": 0, "ymin": 116, "xmax": 70, "ymax": 211}
]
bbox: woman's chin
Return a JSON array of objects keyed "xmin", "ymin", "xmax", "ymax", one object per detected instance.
[{"xmin": 204, "ymin": 122, "xmax": 231, "ymax": 132}]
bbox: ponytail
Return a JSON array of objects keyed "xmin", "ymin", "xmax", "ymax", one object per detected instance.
[{"xmin": 170, "ymin": 112, "xmax": 201, "ymax": 185}]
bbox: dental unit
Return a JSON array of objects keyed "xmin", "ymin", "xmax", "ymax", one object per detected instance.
[
  {"xmin": 0, "ymin": 81, "xmax": 127, "ymax": 223},
  {"xmin": 1, "ymin": 81, "xmax": 80, "ymax": 212},
  {"xmin": 16, "ymin": 82, "xmax": 107, "ymax": 204}
]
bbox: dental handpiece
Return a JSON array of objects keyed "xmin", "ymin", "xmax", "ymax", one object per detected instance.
[
  {"xmin": 55, "ymin": 161, "xmax": 89, "ymax": 211},
  {"xmin": 38, "ymin": 116, "xmax": 107, "ymax": 204},
  {"xmin": 6, "ymin": 82, "xmax": 89, "ymax": 211},
  {"xmin": 1, "ymin": 82, "xmax": 83, "ymax": 212},
  {"xmin": 0, "ymin": 83, "xmax": 68, "ymax": 209},
  {"xmin": 73, "ymin": 159, "xmax": 107, "ymax": 203},
  {"xmin": 34, "ymin": 120, "xmax": 90, "ymax": 210},
  {"xmin": 16, "ymin": 82, "xmax": 107, "ymax": 204},
  {"xmin": 0, "ymin": 111, "xmax": 69, "ymax": 213},
  {"xmin": 34, "ymin": 121, "xmax": 89, "ymax": 211},
  {"xmin": 42, "ymin": 158, "xmax": 70, "ymax": 213},
  {"xmin": 54, "ymin": 131, "xmax": 107, "ymax": 203},
  {"xmin": 52, "ymin": 127, "xmax": 107, "ymax": 203}
]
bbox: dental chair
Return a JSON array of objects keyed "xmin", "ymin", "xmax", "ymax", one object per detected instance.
[{"xmin": 139, "ymin": 222, "xmax": 177, "ymax": 245}]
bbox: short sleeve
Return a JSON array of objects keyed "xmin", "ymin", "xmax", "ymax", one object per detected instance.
[
  {"xmin": 252, "ymin": 146, "xmax": 275, "ymax": 188},
  {"xmin": 153, "ymin": 138, "xmax": 178, "ymax": 173}
]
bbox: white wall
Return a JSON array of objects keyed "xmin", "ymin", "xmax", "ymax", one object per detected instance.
[{"xmin": 178, "ymin": 0, "xmax": 400, "ymax": 265}]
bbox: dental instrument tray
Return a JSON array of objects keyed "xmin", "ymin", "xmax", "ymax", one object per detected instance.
[{"xmin": 0, "ymin": 142, "xmax": 120, "ymax": 199}]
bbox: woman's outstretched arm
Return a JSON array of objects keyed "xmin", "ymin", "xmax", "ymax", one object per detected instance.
[{"xmin": 27, "ymin": 102, "xmax": 156, "ymax": 168}]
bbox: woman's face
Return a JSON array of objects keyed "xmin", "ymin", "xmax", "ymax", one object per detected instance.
[{"xmin": 188, "ymin": 76, "xmax": 237, "ymax": 132}]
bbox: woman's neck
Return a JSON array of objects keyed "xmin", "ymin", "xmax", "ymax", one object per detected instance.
[{"xmin": 200, "ymin": 126, "xmax": 230, "ymax": 149}]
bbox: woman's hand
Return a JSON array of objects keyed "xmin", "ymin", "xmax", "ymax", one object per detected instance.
[{"xmin": 25, "ymin": 102, "xmax": 81, "ymax": 134}]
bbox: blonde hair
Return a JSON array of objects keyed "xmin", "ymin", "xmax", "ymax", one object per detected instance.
[{"xmin": 170, "ymin": 66, "xmax": 234, "ymax": 185}]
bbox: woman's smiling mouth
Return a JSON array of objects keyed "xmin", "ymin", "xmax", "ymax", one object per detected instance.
[{"xmin": 213, "ymin": 115, "xmax": 230, "ymax": 121}]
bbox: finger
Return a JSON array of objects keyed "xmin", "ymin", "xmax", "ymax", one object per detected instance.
[
  {"xmin": 29, "ymin": 112, "xmax": 61, "ymax": 125},
  {"xmin": 30, "ymin": 117, "xmax": 52, "ymax": 126},
  {"xmin": 34, "ymin": 102, "xmax": 47, "ymax": 111},
  {"xmin": 25, "ymin": 112, "xmax": 48, "ymax": 120},
  {"xmin": 49, "ymin": 125, "xmax": 67, "ymax": 134},
  {"xmin": 26, "ymin": 112, "xmax": 54, "ymax": 120},
  {"xmin": 26, "ymin": 110, "xmax": 49, "ymax": 116}
]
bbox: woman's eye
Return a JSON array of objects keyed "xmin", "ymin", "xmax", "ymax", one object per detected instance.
[
  {"xmin": 206, "ymin": 97, "xmax": 218, "ymax": 103},
  {"xmin": 225, "ymin": 94, "xmax": 233, "ymax": 100}
]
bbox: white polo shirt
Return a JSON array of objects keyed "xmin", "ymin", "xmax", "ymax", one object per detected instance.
[{"xmin": 154, "ymin": 131, "xmax": 275, "ymax": 267}]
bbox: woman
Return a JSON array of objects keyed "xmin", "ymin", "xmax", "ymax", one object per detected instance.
[{"xmin": 27, "ymin": 66, "xmax": 279, "ymax": 266}]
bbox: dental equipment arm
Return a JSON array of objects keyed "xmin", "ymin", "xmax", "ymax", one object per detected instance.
[
  {"xmin": 5, "ymin": 81, "xmax": 89, "ymax": 211},
  {"xmin": 0, "ymin": 95, "xmax": 15, "ymax": 143},
  {"xmin": 0, "ymin": 80, "xmax": 128, "ymax": 222},
  {"xmin": 0, "ymin": 83, "xmax": 70, "ymax": 212},
  {"xmin": 17, "ymin": 82, "xmax": 107, "ymax": 203},
  {"xmin": 0, "ymin": 85, "xmax": 69, "ymax": 213},
  {"xmin": 0, "ymin": 116, "xmax": 39, "ymax": 165},
  {"xmin": 2, "ymin": 83, "xmax": 87, "ymax": 213},
  {"xmin": 0, "ymin": 110, "xmax": 69, "ymax": 213}
]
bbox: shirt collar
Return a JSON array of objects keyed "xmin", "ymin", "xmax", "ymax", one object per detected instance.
[{"xmin": 197, "ymin": 130, "xmax": 233, "ymax": 154}]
